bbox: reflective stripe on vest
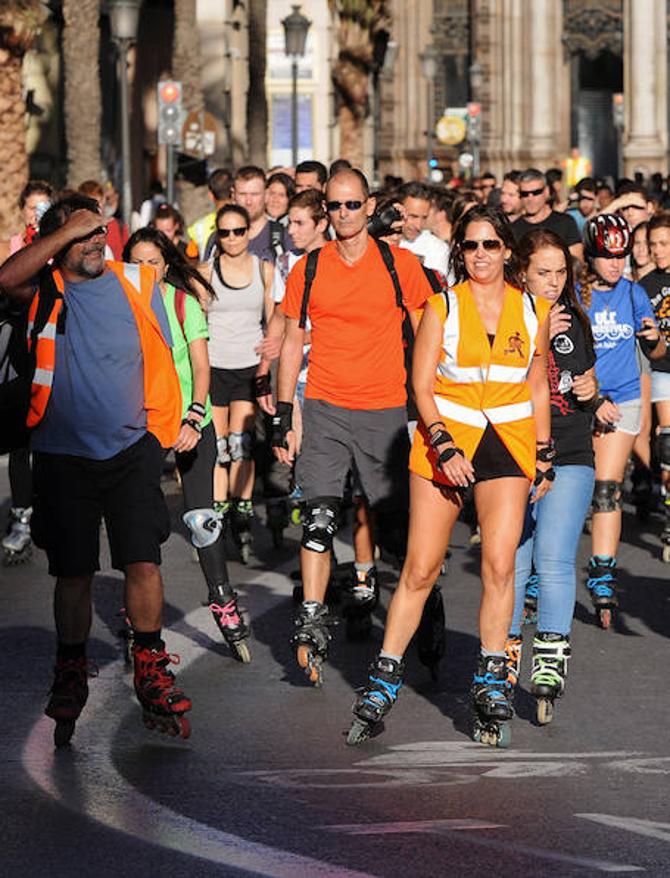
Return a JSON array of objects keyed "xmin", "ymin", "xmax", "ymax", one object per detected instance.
[{"xmin": 434, "ymin": 395, "xmax": 534, "ymax": 427}]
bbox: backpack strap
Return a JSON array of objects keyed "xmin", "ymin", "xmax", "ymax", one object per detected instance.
[
  {"xmin": 269, "ymin": 219, "xmax": 285, "ymax": 256},
  {"xmin": 299, "ymin": 248, "xmax": 321, "ymax": 329},
  {"xmin": 174, "ymin": 288, "xmax": 187, "ymax": 336},
  {"xmin": 374, "ymin": 238, "xmax": 404, "ymax": 310}
]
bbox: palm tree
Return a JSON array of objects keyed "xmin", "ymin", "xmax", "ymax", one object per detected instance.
[
  {"xmin": 328, "ymin": 0, "xmax": 390, "ymax": 167},
  {"xmin": 0, "ymin": 0, "xmax": 47, "ymax": 238},
  {"xmin": 247, "ymin": 0, "xmax": 268, "ymax": 167},
  {"xmin": 62, "ymin": 0, "xmax": 102, "ymax": 187}
]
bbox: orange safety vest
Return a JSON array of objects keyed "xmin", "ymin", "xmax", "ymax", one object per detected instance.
[
  {"xmin": 409, "ymin": 282, "xmax": 550, "ymax": 483},
  {"xmin": 26, "ymin": 261, "xmax": 182, "ymax": 448}
]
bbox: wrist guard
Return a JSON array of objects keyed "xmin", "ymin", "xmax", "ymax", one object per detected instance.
[
  {"xmin": 271, "ymin": 401, "xmax": 293, "ymax": 449},
  {"xmin": 437, "ymin": 446, "xmax": 464, "ymax": 466},
  {"xmin": 534, "ymin": 465, "xmax": 556, "ymax": 487},
  {"xmin": 429, "ymin": 428, "xmax": 454, "ymax": 448},
  {"xmin": 254, "ymin": 373, "xmax": 272, "ymax": 398},
  {"xmin": 181, "ymin": 417, "xmax": 202, "ymax": 434},
  {"xmin": 536, "ymin": 439, "xmax": 556, "ymax": 463},
  {"xmin": 188, "ymin": 401, "xmax": 206, "ymax": 419}
]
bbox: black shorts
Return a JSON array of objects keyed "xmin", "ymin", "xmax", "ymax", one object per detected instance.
[
  {"xmin": 471, "ymin": 424, "xmax": 526, "ymax": 482},
  {"xmin": 32, "ymin": 432, "xmax": 171, "ymax": 577},
  {"xmin": 210, "ymin": 365, "xmax": 257, "ymax": 407}
]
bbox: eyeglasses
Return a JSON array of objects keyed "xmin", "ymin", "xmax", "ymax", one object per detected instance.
[
  {"xmin": 326, "ymin": 200, "xmax": 364, "ymax": 212},
  {"xmin": 217, "ymin": 227, "xmax": 248, "ymax": 238},
  {"xmin": 461, "ymin": 239, "xmax": 503, "ymax": 252},
  {"xmin": 519, "ymin": 187, "xmax": 545, "ymax": 198}
]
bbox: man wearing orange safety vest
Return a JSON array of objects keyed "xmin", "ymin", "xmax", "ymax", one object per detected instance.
[{"xmin": 0, "ymin": 194, "xmax": 193, "ymax": 744}]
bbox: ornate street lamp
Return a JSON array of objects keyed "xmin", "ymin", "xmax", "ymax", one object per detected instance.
[
  {"xmin": 282, "ymin": 5, "xmax": 311, "ymax": 167},
  {"xmin": 107, "ymin": 0, "xmax": 143, "ymax": 228},
  {"xmin": 419, "ymin": 45, "xmax": 440, "ymax": 180}
]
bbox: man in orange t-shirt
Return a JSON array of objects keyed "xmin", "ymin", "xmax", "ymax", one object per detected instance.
[{"xmin": 272, "ymin": 168, "xmax": 431, "ymax": 684}]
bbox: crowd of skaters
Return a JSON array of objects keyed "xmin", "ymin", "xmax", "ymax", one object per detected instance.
[{"xmin": 0, "ymin": 154, "xmax": 669, "ymax": 748}]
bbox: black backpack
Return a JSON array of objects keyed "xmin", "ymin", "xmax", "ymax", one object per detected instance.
[
  {"xmin": 298, "ymin": 237, "xmax": 404, "ymax": 328},
  {"xmin": 0, "ymin": 269, "xmax": 60, "ymax": 453}
]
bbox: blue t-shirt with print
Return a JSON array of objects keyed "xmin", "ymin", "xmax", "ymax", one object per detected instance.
[
  {"xmin": 31, "ymin": 269, "xmax": 172, "ymax": 460},
  {"xmin": 582, "ymin": 276, "xmax": 655, "ymax": 403}
]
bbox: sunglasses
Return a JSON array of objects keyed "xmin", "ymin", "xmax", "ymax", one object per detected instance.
[
  {"xmin": 520, "ymin": 187, "xmax": 545, "ymax": 198},
  {"xmin": 326, "ymin": 200, "xmax": 364, "ymax": 212},
  {"xmin": 217, "ymin": 227, "xmax": 248, "ymax": 238},
  {"xmin": 462, "ymin": 239, "xmax": 503, "ymax": 252}
]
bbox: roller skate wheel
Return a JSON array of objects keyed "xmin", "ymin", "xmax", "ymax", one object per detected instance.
[
  {"xmin": 3, "ymin": 545, "xmax": 32, "ymax": 566},
  {"xmin": 598, "ymin": 608, "xmax": 612, "ymax": 630},
  {"xmin": 54, "ymin": 719, "xmax": 76, "ymax": 748},
  {"xmin": 537, "ymin": 698, "xmax": 554, "ymax": 725},
  {"xmin": 191, "ymin": 547, "xmax": 199, "ymax": 563},
  {"xmin": 346, "ymin": 718, "xmax": 372, "ymax": 747},
  {"xmin": 233, "ymin": 640, "xmax": 252, "ymax": 664},
  {"xmin": 662, "ymin": 544, "xmax": 670, "ymax": 564},
  {"xmin": 297, "ymin": 644, "xmax": 322, "ymax": 686},
  {"xmin": 472, "ymin": 720, "xmax": 483, "ymax": 743},
  {"xmin": 495, "ymin": 723, "xmax": 511, "ymax": 748}
]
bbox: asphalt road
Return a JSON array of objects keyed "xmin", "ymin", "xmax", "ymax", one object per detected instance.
[{"xmin": 2, "ymin": 461, "xmax": 670, "ymax": 878}]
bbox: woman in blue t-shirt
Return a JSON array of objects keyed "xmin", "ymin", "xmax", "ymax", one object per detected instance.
[{"xmin": 579, "ymin": 215, "xmax": 665, "ymax": 627}]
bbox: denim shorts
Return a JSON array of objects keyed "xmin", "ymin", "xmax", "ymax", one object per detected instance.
[{"xmin": 651, "ymin": 370, "xmax": 670, "ymax": 403}]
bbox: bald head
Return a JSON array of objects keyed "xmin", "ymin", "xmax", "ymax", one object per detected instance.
[{"xmin": 326, "ymin": 168, "xmax": 369, "ymax": 201}]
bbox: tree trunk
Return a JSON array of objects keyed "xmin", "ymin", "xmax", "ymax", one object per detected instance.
[
  {"xmin": 173, "ymin": 0, "xmax": 209, "ymax": 225},
  {"xmin": 62, "ymin": 0, "xmax": 101, "ymax": 187},
  {"xmin": 246, "ymin": 0, "xmax": 268, "ymax": 167},
  {"xmin": 0, "ymin": 49, "xmax": 28, "ymax": 237}
]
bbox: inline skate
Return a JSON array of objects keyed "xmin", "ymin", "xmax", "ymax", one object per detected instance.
[
  {"xmin": 342, "ymin": 566, "xmax": 379, "ymax": 641},
  {"xmin": 530, "ymin": 632, "xmax": 571, "ymax": 725},
  {"xmin": 45, "ymin": 656, "xmax": 95, "ymax": 748},
  {"xmin": 132, "ymin": 642, "xmax": 192, "ymax": 738},
  {"xmin": 586, "ymin": 555, "xmax": 618, "ymax": 629},
  {"xmin": 347, "ymin": 655, "xmax": 404, "ymax": 746},
  {"xmin": 292, "ymin": 601, "xmax": 333, "ymax": 686},
  {"xmin": 2, "ymin": 506, "xmax": 32, "ymax": 565},
  {"xmin": 209, "ymin": 585, "xmax": 251, "ymax": 663},
  {"xmin": 523, "ymin": 573, "xmax": 539, "ymax": 625},
  {"xmin": 231, "ymin": 498, "xmax": 253, "ymax": 564},
  {"xmin": 661, "ymin": 494, "xmax": 670, "ymax": 564},
  {"xmin": 472, "ymin": 653, "xmax": 514, "ymax": 748},
  {"xmin": 417, "ymin": 584, "xmax": 446, "ymax": 681}
]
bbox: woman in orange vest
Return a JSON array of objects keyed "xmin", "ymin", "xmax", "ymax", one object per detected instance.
[{"xmin": 348, "ymin": 206, "xmax": 553, "ymax": 748}]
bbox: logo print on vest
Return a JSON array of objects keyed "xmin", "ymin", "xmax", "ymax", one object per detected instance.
[{"xmin": 504, "ymin": 331, "xmax": 525, "ymax": 358}]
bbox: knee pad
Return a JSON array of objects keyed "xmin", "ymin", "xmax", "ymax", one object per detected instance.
[
  {"xmin": 592, "ymin": 480, "xmax": 622, "ymax": 514},
  {"xmin": 182, "ymin": 508, "xmax": 223, "ymax": 548},
  {"xmin": 301, "ymin": 497, "xmax": 340, "ymax": 553},
  {"xmin": 658, "ymin": 427, "xmax": 670, "ymax": 472},
  {"xmin": 216, "ymin": 436, "xmax": 230, "ymax": 466},
  {"xmin": 228, "ymin": 431, "xmax": 253, "ymax": 462}
]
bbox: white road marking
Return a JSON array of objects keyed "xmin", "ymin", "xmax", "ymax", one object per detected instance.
[
  {"xmin": 323, "ymin": 820, "xmax": 644, "ymax": 873},
  {"xmin": 578, "ymin": 814, "xmax": 670, "ymax": 844},
  {"xmin": 22, "ymin": 613, "xmax": 378, "ymax": 878}
]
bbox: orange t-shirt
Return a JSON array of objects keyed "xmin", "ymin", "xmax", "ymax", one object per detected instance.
[{"xmin": 281, "ymin": 240, "xmax": 431, "ymax": 409}]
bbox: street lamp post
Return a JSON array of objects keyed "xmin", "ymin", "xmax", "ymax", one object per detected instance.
[
  {"xmin": 282, "ymin": 5, "xmax": 311, "ymax": 168},
  {"xmin": 419, "ymin": 45, "xmax": 439, "ymax": 181},
  {"xmin": 108, "ymin": 0, "xmax": 143, "ymax": 229},
  {"xmin": 468, "ymin": 61, "xmax": 484, "ymax": 179}
]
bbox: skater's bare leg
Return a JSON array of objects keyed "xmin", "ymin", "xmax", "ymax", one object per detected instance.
[
  {"xmin": 124, "ymin": 562, "xmax": 163, "ymax": 634},
  {"xmin": 300, "ymin": 548, "xmax": 331, "ymax": 603},
  {"xmin": 382, "ymin": 475, "xmax": 460, "ymax": 657},
  {"xmin": 54, "ymin": 575, "xmax": 93, "ymax": 644}
]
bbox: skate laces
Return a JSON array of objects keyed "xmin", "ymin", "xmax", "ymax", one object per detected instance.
[
  {"xmin": 587, "ymin": 572, "xmax": 615, "ymax": 597},
  {"xmin": 363, "ymin": 675, "xmax": 401, "ymax": 707},
  {"xmin": 210, "ymin": 598, "xmax": 241, "ymax": 628}
]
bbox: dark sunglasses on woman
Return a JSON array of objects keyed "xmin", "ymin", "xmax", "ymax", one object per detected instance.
[
  {"xmin": 217, "ymin": 227, "xmax": 248, "ymax": 238},
  {"xmin": 461, "ymin": 239, "xmax": 503, "ymax": 252}
]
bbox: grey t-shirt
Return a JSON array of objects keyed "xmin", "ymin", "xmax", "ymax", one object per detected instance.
[{"xmin": 31, "ymin": 269, "xmax": 172, "ymax": 460}]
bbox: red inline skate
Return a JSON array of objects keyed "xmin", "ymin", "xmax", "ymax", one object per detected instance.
[{"xmin": 132, "ymin": 642, "xmax": 192, "ymax": 739}]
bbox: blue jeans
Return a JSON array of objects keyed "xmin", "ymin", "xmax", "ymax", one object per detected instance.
[{"xmin": 510, "ymin": 465, "xmax": 595, "ymax": 636}]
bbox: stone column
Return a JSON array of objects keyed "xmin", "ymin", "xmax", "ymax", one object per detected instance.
[{"xmin": 623, "ymin": 0, "xmax": 668, "ymax": 176}]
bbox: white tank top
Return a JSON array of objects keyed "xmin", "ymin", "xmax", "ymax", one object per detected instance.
[{"xmin": 207, "ymin": 254, "xmax": 265, "ymax": 369}]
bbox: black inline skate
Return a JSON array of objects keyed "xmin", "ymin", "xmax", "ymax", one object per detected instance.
[
  {"xmin": 209, "ymin": 585, "xmax": 251, "ymax": 663},
  {"xmin": 2, "ymin": 506, "xmax": 32, "ymax": 565},
  {"xmin": 661, "ymin": 494, "xmax": 670, "ymax": 564},
  {"xmin": 472, "ymin": 653, "xmax": 514, "ymax": 748},
  {"xmin": 417, "ymin": 584, "xmax": 446, "ymax": 681},
  {"xmin": 347, "ymin": 655, "xmax": 404, "ymax": 746},
  {"xmin": 342, "ymin": 566, "xmax": 379, "ymax": 641},
  {"xmin": 231, "ymin": 498, "xmax": 253, "ymax": 564},
  {"xmin": 585, "ymin": 555, "xmax": 618, "ymax": 629},
  {"xmin": 45, "ymin": 656, "xmax": 96, "ymax": 748},
  {"xmin": 292, "ymin": 600, "xmax": 333, "ymax": 686},
  {"xmin": 132, "ymin": 642, "xmax": 192, "ymax": 739},
  {"xmin": 530, "ymin": 632, "xmax": 571, "ymax": 725},
  {"xmin": 523, "ymin": 573, "xmax": 539, "ymax": 625}
]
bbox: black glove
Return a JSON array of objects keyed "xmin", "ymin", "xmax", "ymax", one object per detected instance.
[
  {"xmin": 254, "ymin": 373, "xmax": 272, "ymax": 398},
  {"xmin": 270, "ymin": 401, "xmax": 293, "ymax": 449}
]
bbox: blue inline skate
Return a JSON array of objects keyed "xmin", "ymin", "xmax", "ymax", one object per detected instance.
[{"xmin": 347, "ymin": 655, "xmax": 404, "ymax": 746}]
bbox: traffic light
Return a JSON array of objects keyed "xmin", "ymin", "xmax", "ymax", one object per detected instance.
[
  {"xmin": 428, "ymin": 157, "xmax": 438, "ymax": 169},
  {"xmin": 157, "ymin": 80, "xmax": 183, "ymax": 146}
]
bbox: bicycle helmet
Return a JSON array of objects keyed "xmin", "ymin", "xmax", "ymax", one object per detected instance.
[{"xmin": 583, "ymin": 213, "xmax": 632, "ymax": 258}]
